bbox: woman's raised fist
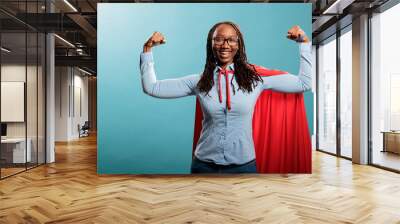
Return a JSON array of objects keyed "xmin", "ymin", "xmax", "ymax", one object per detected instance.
[{"xmin": 143, "ymin": 32, "xmax": 166, "ymax": 52}]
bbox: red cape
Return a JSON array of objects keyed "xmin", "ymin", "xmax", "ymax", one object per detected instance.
[{"xmin": 192, "ymin": 65, "xmax": 311, "ymax": 173}]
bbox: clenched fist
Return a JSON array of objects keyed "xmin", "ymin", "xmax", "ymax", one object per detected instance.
[
  {"xmin": 143, "ymin": 32, "xmax": 166, "ymax": 52},
  {"xmin": 286, "ymin": 26, "xmax": 309, "ymax": 43}
]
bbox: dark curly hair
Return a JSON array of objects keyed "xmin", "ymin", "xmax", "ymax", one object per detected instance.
[{"xmin": 197, "ymin": 21, "xmax": 262, "ymax": 95}]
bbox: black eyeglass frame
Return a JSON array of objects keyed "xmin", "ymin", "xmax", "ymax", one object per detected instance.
[{"xmin": 212, "ymin": 36, "xmax": 239, "ymax": 46}]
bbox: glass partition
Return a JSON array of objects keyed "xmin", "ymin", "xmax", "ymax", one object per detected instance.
[
  {"xmin": 1, "ymin": 31, "xmax": 28, "ymax": 177},
  {"xmin": 27, "ymin": 30, "xmax": 38, "ymax": 169},
  {"xmin": 38, "ymin": 32, "xmax": 45, "ymax": 165},
  {"xmin": 0, "ymin": 1, "xmax": 46, "ymax": 179}
]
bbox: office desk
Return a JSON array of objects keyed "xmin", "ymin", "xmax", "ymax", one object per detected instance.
[{"xmin": 1, "ymin": 138, "xmax": 32, "ymax": 163}]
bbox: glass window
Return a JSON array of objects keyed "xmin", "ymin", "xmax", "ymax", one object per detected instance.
[
  {"xmin": 318, "ymin": 36, "xmax": 337, "ymax": 154},
  {"xmin": 312, "ymin": 46, "xmax": 317, "ymax": 150},
  {"xmin": 339, "ymin": 28, "xmax": 352, "ymax": 158},
  {"xmin": 371, "ymin": 3, "xmax": 400, "ymax": 171}
]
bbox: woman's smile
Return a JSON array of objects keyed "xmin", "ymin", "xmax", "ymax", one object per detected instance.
[
  {"xmin": 212, "ymin": 24, "xmax": 239, "ymax": 68},
  {"xmin": 218, "ymin": 50, "xmax": 233, "ymax": 58}
]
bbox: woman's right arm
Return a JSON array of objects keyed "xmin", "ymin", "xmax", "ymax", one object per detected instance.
[
  {"xmin": 140, "ymin": 51, "xmax": 199, "ymax": 98},
  {"xmin": 139, "ymin": 32, "xmax": 199, "ymax": 98}
]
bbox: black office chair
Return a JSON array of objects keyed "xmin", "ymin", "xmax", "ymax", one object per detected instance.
[{"xmin": 79, "ymin": 121, "xmax": 90, "ymax": 138}]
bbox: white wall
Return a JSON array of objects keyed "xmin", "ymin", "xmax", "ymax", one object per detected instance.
[
  {"xmin": 1, "ymin": 66, "xmax": 26, "ymax": 138},
  {"xmin": 1, "ymin": 65, "xmax": 41, "ymax": 137},
  {"xmin": 55, "ymin": 66, "xmax": 70, "ymax": 141},
  {"xmin": 71, "ymin": 72, "xmax": 89, "ymax": 138},
  {"xmin": 55, "ymin": 67, "xmax": 89, "ymax": 141}
]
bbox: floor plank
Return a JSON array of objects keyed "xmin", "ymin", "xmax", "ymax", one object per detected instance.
[{"xmin": 1, "ymin": 134, "xmax": 400, "ymax": 224}]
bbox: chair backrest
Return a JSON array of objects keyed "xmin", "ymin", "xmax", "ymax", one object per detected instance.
[{"xmin": 82, "ymin": 121, "xmax": 90, "ymax": 129}]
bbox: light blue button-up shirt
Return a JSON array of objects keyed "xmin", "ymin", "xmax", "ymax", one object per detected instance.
[{"xmin": 140, "ymin": 42, "xmax": 312, "ymax": 165}]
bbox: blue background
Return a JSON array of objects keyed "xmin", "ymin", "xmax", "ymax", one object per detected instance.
[{"xmin": 98, "ymin": 3, "xmax": 313, "ymax": 174}]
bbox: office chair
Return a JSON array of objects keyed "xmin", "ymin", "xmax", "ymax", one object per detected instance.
[{"xmin": 79, "ymin": 121, "xmax": 90, "ymax": 138}]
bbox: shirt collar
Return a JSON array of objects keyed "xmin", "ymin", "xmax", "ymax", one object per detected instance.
[{"xmin": 214, "ymin": 63, "xmax": 235, "ymax": 74}]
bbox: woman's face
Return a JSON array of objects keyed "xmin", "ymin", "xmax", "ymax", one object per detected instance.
[{"xmin": 212, "ymin": 24, "xmax": 239, "ymax": 68}]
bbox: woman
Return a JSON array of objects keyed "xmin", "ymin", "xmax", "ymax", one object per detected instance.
[{"xmin": 140, "ymin": 21, "xmax": 312, "ymax": 174}]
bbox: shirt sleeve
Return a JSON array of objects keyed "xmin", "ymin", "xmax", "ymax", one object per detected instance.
[
  {"xmin": 261, "ymin": 42, "xmax": 312, "ymax": 93},
  {"xmin": 140, "ymin": 52, "xmax": 200, "ymax": 98}
]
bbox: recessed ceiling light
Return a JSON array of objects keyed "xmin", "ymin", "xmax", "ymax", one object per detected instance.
[
  {"xmin": 322, "ymin": 0, "xmax": 354, "ymax": 15},
  {"xmin": 63, "ymin": 0, "xmax": 78, "ymax": 12},
  {"xmin": 1, "ymin": 47, "xmax": 11, "ymax": 53},
  {"xmin": 78, "ymin": 67, "xmax": 93, "ymax": 76},
  {"xmin": 54, "ymin": 34, "xmax": 75, "ymax": 48}
]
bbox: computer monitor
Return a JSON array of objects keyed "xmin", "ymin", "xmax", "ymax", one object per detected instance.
[{"xmin": 1, "ymin": 123, "xmax": 7, "ymax": 137}]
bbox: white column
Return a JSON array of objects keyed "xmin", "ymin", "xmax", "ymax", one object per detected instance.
[
  {"xmin": 45, "ymin": 1, "xmax": 55, "ymax": 163},
  {"xmin": 46, "ymin": 33, "xmax": 55, "ymax": 163},
  {"xmin": 352, "ymin": 14, "xmax": 369, "ymax": 164}
]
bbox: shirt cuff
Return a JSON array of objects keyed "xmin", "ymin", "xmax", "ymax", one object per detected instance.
[
  {"xmin": 299, "ymin": 42, "xmax": 312, "ymax": 53},
  {"xmin": 140, "ymin": 52, "xmax": 154, "ymax": 64}
]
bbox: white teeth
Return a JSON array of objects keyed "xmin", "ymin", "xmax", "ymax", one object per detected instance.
[{"xmin": 219, "ymin": 51, "xmax": 231, "ymax": 58}]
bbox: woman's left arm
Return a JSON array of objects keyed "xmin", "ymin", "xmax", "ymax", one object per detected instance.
[{"xmin": 261, "ymin": 42, "xmax": 312, "ymax": 93}]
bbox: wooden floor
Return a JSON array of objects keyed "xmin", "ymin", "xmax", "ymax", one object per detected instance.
[
  {"xmin": 1, "ymin": 167, "xmax": 26, "ymax": 178},
  {"xmin": 372, "ymin": 151, "xmax": 400, "ymax": 171},
  {"xmin": 1, "ymin": 134, "xmax": 400, "ymax": 224}
]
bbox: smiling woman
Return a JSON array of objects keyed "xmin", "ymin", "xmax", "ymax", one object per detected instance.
[
  {"xmin": 198, "ymin": 22, "xmax": 263, "ymax": 99},
  {"xmin": 139, "ymin": 21, "xmax": 312, "ymax": 174},
  {"xmin": 212, "ymin": 24, "xmax": 239, "ymax": 68}
]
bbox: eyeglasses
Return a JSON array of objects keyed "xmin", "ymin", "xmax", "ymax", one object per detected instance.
[{"xmin": 213, "ymin": 36, "xmax": 239, "ymax": 46}]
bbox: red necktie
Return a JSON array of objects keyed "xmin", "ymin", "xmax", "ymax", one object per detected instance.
[{"xmin": 218, "ymin": 68, "xmax": 234, "ymax": 111}]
